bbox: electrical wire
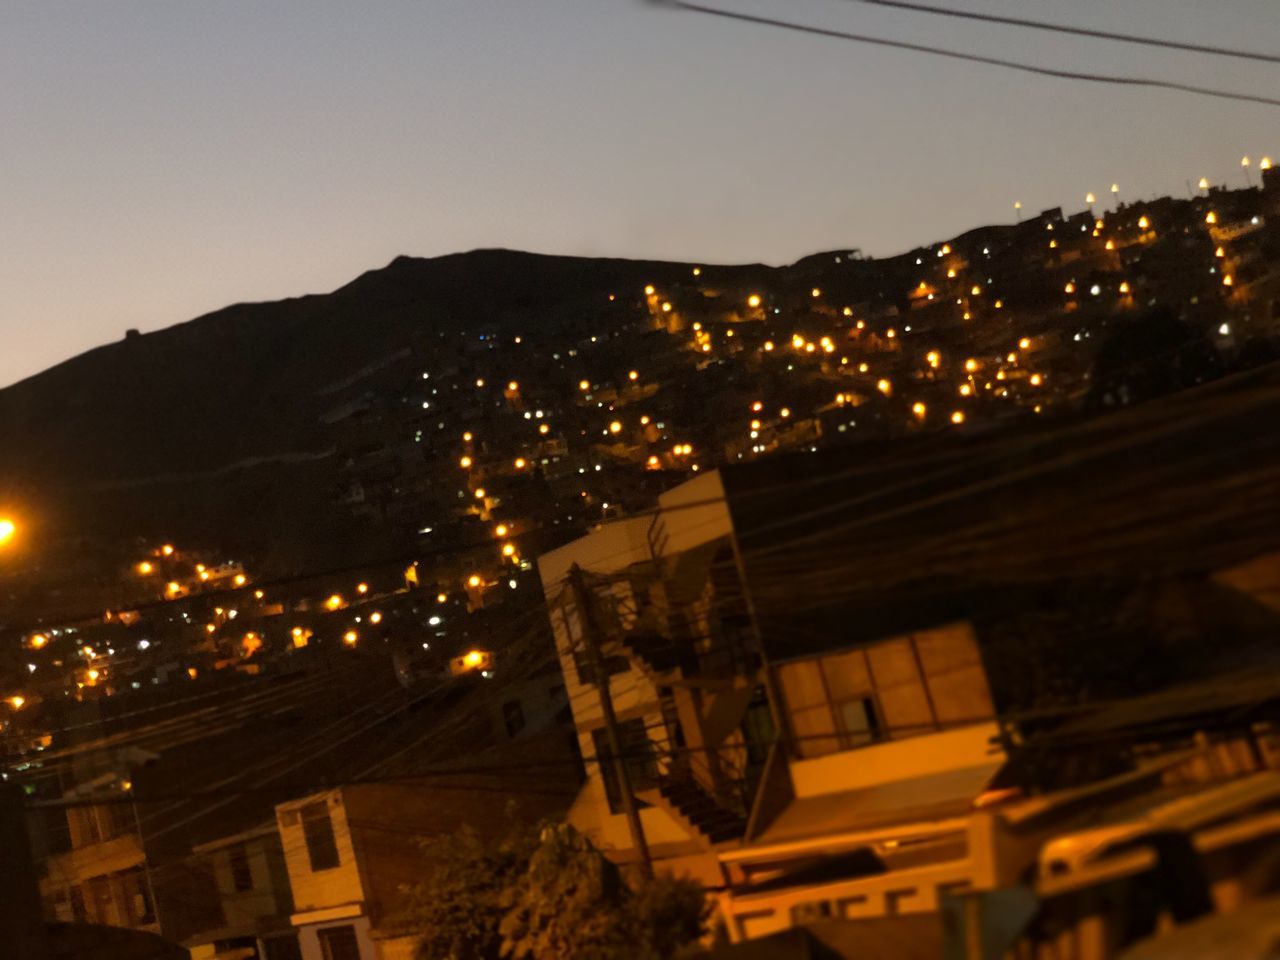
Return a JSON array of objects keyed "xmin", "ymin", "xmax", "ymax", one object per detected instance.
[
  {"xmin": 650, "ymin": 0, "xmax": 1280, "ymax": 109},
  {"xmin": 830, "ymin": 0, "xmax": 1280, "ymax": 65}
]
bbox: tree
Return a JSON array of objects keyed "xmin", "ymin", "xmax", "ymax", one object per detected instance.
[
  {"xmin": 499, "ymin": 824, "xmax": 709, "ymax": 960},
  {"xmin": 400, "ymin": 819, "xmax": 539, "ymax": 960}
]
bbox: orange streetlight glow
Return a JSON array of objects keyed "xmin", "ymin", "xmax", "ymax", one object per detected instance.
[{"xmin": 137, "ymin": 561, "xmax": 154, "ymax": 575}]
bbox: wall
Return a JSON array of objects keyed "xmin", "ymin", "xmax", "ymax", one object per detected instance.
[
  {"xmin": 277, "ymin": 791, "xmax": 365, "ymax": 915},
  {"xmin": 789, "ymin": 722, "xmax": 1004, "ymax": 799}
]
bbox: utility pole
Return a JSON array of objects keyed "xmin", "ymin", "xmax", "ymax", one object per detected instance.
[
  {"xmin": 567, "ymin": 564, "xmax": 653, "ymax": 880},
  {"xmin": 0, "ymin": 781, "xmax": 50, "ymax": 959}
]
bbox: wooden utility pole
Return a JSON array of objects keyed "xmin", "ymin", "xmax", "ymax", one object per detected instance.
[
  {"xmin": 0, "ymin": 782, "xmax": 49, "ymax": 959},
  {"xmin": 567, "ymin": 564, "xmax": 653, "ymax": 880}
]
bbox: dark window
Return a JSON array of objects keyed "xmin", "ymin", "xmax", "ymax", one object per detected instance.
[
  {"xmin": 317, "ymin": 924, "xmax": 361, "ymax": 960},
  {"xmin": 230, "ymin": 844, "xmax": 254, "ymax": 892},
  {"xmin": 502, "ymin": 699, "xmax": 526, "ymax": 739},
  {"xmin": 263, "ymin": 934, "xmax": 303, "ymax": 960},
  {"xmin": 591, "ymin": 719, "xmax": 656, "ymax": 815},
  {"xmin": 120, "ymin": 868, "xmax": 154, "ymax": 924},
  {"xmin": 572, "ymin": 649, "xmax": 629, "ymax": 686},
  {"xmin": 69, "ymin": 885, "xmax": 87, "ymax": 923},
  {"xmin": 301, "ymin": 802, "xmax": 339, "ymax": 872}
]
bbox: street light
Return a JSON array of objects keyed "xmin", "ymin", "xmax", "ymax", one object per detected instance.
[{"xmin": 0, "ymin": 518, "xmax": 14, "ymax": 546}]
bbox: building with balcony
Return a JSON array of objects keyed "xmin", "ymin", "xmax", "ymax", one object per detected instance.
[{"xmin": 537, "ymin": 368, "xmax": 1280, "ymax": 949}]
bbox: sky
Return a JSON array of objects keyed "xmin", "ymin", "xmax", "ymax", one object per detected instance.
[{"xmin": 2, "ymin": 0, "xmax": 1277, "ymax": 386}]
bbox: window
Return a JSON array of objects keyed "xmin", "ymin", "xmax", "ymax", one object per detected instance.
[
  {"xmin": 501, "ymin": 699, "xmax": 526, "ymax": 739},
  {"xmin": 591, "ymin": 719, "xmax": 656, "ymax": 814},
  {"xmin": 775, "ymin": 627, "xmax": 994, "ymax": 759},
  {"xmin": 120, "ymin": 868, "xmax": 154, "ymax": 924},
  {"xmin": 571, "ymin": 649, "xmax": 629, "ymax": 686},
  {"xmin": 262, "ymin": 935, "xmax": 303, "ymax": 960},
  {"xmin": 300, "ymin": 801, "xmax": 339, "ymax": 872},
  {"xmin": 317, "ymin": 925, "xmax": 361, "ymax": 960},
  {"xmin": 230, "ymin": 844, "xmax": 254, "ymax": 892},
  {"xmin": 69, "ymin": 886, "xmax": 87, "ymax": 923}
]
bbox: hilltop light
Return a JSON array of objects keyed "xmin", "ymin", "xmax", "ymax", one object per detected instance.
[
  {"xmin": 940, "ymin": 244, "xmax": 952, "ymax": 255},
  {"xmin": 137, "ymin": 561, "xmax": 154, "ymax": 576},
  {"xmin": 459, "ymin": 456, "xmax": 472, "ymax": 469},
  {"xmin": 1138, "ymin": 216, "xmax": 1150, "ymax": 230},
  {"xmin": 1205, "ymin": 211, "xmax": 1218, "ymax": 225},
  {"xmin": 811, "ymin": 287, "xmax": 821, "ymax": 298},
  {"xmin": 692, "ymin": 267, "xmax": 701, "ymax": 276},
  {"xmin": 1198, "ymin": 177, "xmax": 1210, "ymax": 191},
  {"xmin": 1085, "ymin": 192, "xmax": 1096, "ymax": 205},
  {"xmin": 628, "ymin": 370, "xmax": 638, "ymax": 381},
  {"xmin": 644, "ymin": 285, "xmax": 655, "ymax": 295},
  {"xmin": 747, "ymin": 294, "xmax": 762, "ymax": 308}
]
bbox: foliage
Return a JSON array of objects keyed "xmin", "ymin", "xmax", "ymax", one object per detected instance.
[
  {"xmin": 403, "ymin": 819, "xmax": 709, "ymax": 960},
  {"xmin": 401, "ymin": 818, "xmax": 539, "ymax": 960},
  {"xmin": 499, "ymin": 823, "xmax": 710, "ymax": 960}
]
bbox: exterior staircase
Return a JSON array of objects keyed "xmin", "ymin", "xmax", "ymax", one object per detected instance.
[{"xmin": 652, "ymin": 775, "xmax": 747, "ymax": 846}]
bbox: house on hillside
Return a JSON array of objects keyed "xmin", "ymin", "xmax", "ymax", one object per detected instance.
[
  {"xmin": 536, "ymin": 374, "xmax": 1280, "ymax": 949},
  {"xmin": 185, "ymin": 823, "xmax": 298, "ymax": 960},
  {"xmin": 276, "ymin": 756, "xmax": 578, "ymax": 960}
]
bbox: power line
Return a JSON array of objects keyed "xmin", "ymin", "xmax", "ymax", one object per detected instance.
[
  {"xmin": 649, "ymin": 0, "xmax": 1280, "ymax": 109},
  {"xmin": 831, "ymin": 0, "xmax": 1280, "ymax": 65}
]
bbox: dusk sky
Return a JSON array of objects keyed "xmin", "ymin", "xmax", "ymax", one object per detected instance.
[{"xmin": 3, "ymin": 0, "xmax": 1276, "ymax": 387}]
